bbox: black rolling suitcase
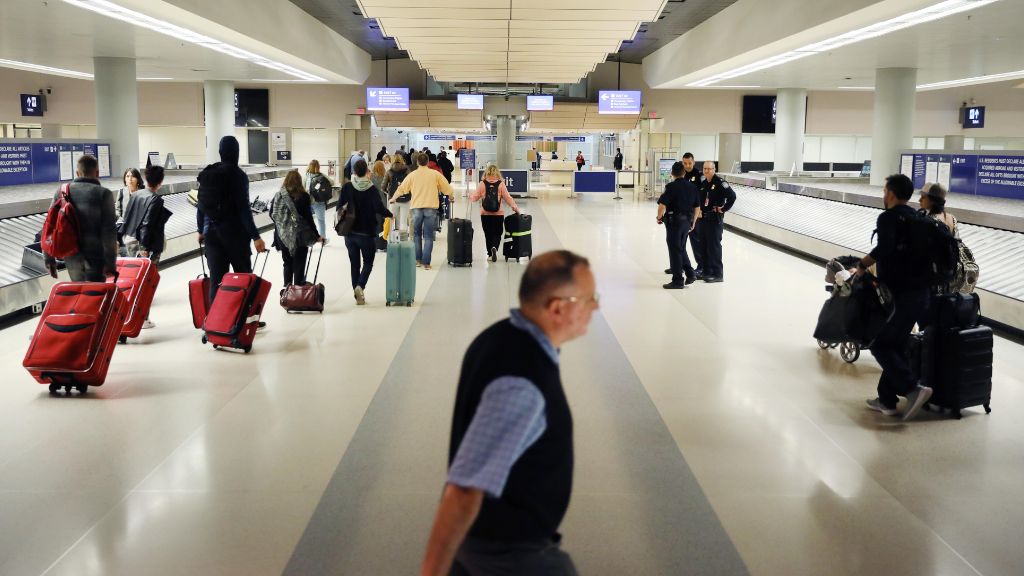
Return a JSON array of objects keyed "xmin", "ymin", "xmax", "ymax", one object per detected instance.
[
  {"xmin": 503, "ymin": 213, "xmax": 532, "ymax": 262},
  {"xmin": 917, "ymin": 292, "xmax": 993, "ymax": 419},
  {"xmin": 447, "ymin": 217, "xmax": 473, "ymax": 267}
]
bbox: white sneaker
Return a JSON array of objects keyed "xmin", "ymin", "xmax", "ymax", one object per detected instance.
[
  {"xmin": 142, "ymin": 319, "xmax": 155, "ymax": 329},
  {"xmin": 866, "ymin": 398, "xmax": 899, "ymax": 416},
  {"xmin": 902, "ymin": 385, "xmax": 934, "ymax": 421},
  {"xmin": 354, "ymin": 286, "xmax": 366, "ymax": 305}
]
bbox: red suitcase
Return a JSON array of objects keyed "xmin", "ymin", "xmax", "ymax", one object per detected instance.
[
  {"xmin": 23, "ymin": 282, "xmax": 128, "ymax": 394},
  {"xmin": 110, "ymin": 257, "xmax": 160, "ymax": 341},
  {"xmin": 203, "ymin": 254, "xmax": 271, "ymax": 353},
  {"xmin": 189, "ymin": 248, "xmax": 212, "ymax": 329}
]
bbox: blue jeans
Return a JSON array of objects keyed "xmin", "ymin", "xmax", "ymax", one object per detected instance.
[
  {"xmin": 411, "ymin": 208, "xmax": 438, "ymax": 265},
  {"xmin": 312, "ymin": 201, "xmax": 327, "ymax": 237}
]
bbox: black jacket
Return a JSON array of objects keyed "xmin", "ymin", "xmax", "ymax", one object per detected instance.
[
  {"xmin": 52, "ymin": 177, "xmax": 117, "ymax": 270},
  {"xmin": 195, "ymin": 136, "xmax": 260, "ymax": 242},
  {"xmin": 122, "ymin": 189, "xmax": 168, "ymax": 253},
  {"xmin": 613, "ymin": 153, "xmax": 623, "ymax": 170},
  {"xmin": 658, "ymin": 178, "xmax": 700, "ymax": 223},
  {"xmin": 338, "ymin": 183, "xmax": 392, "ymax": 236},
  {"xmin": 437, "ymin": 155, "xmax": 455, "ymax": 182},
  {"xmin": 698, "ymin": 176, "xmax": 737, "ymax": 215},
  {"xmin": 869, "ymin": 204, "xmax": 931, "ymax": 293}
]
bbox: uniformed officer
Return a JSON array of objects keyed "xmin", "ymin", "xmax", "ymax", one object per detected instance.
[
  {"xmin": 681, "ymin": 152, "xmax": 705, "ymax": 277},
  {"xmin": 657, "ymin": 161, "xmax": 701, "ymax": 289},
  {"xmin": 697, "ymin": 160, "xmax": 736, "ymax": 283}
]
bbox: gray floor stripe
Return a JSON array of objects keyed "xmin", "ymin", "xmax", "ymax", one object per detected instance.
[{"xmin": 282, "ymin": 202, "xmax": 748, "ymax": 575}]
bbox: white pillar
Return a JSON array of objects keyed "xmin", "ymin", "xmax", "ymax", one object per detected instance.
[
  {"xmin": 774, "ymin": 88, "xmax": 806, "ymax": 174},
  {"xmin": 94, "ymin": 57, "xmax": 139, "ymax": 176},
  {"xmin": 870, "ymin": 68, "xmax": 917, "ymax": 186},
  {"xmin": 495, "ymin": 116, "xmax": 515, "ymax": 170},
  {"xmin": 204, "ymin": 80, "xmax": 235, "ymax": 165}
]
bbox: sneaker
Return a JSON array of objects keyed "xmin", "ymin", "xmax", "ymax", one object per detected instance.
[
  {"xmin": 424, "ymin": 264, "xmax": 432, "ymax": 270},
  {"xmin": 142, "ymin": 319, "xmax": 156, "ymax": 330},
  {"xmin": 490, "ymin": 247, "xmax": 497, "ymax": 262},
  {"xmin": 416, "ymin": 261, "xmax": 423, "ymax": 268},
  {"xmin": 902, "ymin": 385, "xmax": 934, "ymax": 421},
  {"xmin": 354, "ymin": 286, "xmax": 366, "ymax": 305},
  {"xmin": 684, "ymin": 276, "xmax": 697, "ymax": 285},
  {"xmin": 866, "ymin": 398, "xmax": 899, "ymax": 416},
  {"xmin": 662, "ymin": 282, "xmax": 685, "ymax": 290}
]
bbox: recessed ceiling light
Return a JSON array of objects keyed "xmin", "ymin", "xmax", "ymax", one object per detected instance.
[{"xmin": 0, "ymin": 58, "xmax": 92, "ymax": 79}]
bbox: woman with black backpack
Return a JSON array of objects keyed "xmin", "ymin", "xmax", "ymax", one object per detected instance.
[
  {"xmin": 303, "ymin": 159, "xmax": 331, "ymax": 245},
  {"xmin": 469, "ymin": 164, "xmax": 520, "ymax": 262},
  {"xmin": 383, "ymin": 155, "xmax": 410, "ymax": 231}
]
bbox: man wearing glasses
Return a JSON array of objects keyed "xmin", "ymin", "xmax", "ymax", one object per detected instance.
[{"xmin": 421, "ymin": 250, "xmax": 598, "ymax": 576}]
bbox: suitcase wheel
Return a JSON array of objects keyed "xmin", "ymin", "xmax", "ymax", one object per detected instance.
[
  {"xmin": 76, "ymin": 384, "xmax": 87, "ymax": 395},
  {"xmin": 202, "ymin": 335, "xmax": 208, "ymax": 345},
  {"xmin": 386, "ymin": 302, "xmax": 391, "ymax": 307},
  {"xmin": 816, "ymin": 339, "xmax": 830, "ymax": 350},
  {"xmin": 119, "ymin": 336, "xmax": 128, "ymax": 344},
  {"xmin": 243, "ymin": 346, "xmax": 252, "ymax": 354},
  {"xmin": 406, "ymin": 302, "xmax": 412, "ymax": 307},
  {"xmin": 48, "ymin": 383, "xmax": 61, "ymax": 395},
  {"xmin": 212, "ymin": 344, "xmax": 219, "ymax": 350},
  {"xmin": 985, "ymin": 404, "xmax": 992, "ymax": 414},
  {"xmin": 839, "ymin": 342, "xmax": 860, "ymax": 363}
]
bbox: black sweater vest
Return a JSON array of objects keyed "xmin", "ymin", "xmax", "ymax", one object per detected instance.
[{"xmin": 448, "ymin": 318, "xmax": 574, "ymax": 542}]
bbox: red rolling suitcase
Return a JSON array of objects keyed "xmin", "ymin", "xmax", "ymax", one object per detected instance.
[
  {"xmin": 202, "ymin": 253, "xmax": 272, "ymax": 353},
  {"xmin": 189, "ymin": 247, "xmax": 212, "ymax": 329},
  {"xmin": 23, "ymin": 282, "xmax": 128, "ymax": 394},
  {"xmin": 110, "ymin": 257, "xmax": 160, "ymax": 342}
]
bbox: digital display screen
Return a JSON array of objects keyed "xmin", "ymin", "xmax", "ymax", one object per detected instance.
[
  {"xmin": 598, "ymin": 90, "xmax": 641, "ymax": 114},
  {"xmin": 234, "ymin": 89, "xmax": 269, "ymax": 127},
  {"xmin": 963, "ymin": 106, "xmax": 985, "ymax": 129},
  {"xmin": 742, "ymin": 95, "xmax": 777, "ymax": 134},
  {"xmin": 527, "ymin": 95, "xmax": 554, "ymax": 111},
  {"xmin": 21, "ymin": 94, "xmax": 44, "ymax": 117},
  {"xmin": 367, "ymin": 87, "xmax": 410, "ymax": 112},
  {"xmin": 457, "ymin": 94, "xmax": 484, "ymax": 110}
]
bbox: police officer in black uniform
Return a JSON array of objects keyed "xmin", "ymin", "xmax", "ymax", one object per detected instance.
[
  {"xmin": 681, "ymin": 153, "xmax": 705, "ymax": 278},
  {"xmin": 697, "ymin": 161, "xmax": 736, "ymax": 283},
  {"xmin": 657, "ymin": 161, "xmax": 701, "ymax": 289}
]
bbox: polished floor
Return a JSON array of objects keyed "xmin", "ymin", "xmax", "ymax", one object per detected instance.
[{"xmin": 0, "ymin": 184, "xmax": 1022, "ymax": 575}]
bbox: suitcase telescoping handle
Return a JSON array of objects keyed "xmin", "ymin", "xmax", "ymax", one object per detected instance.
[
  {"xmin": 198, "ymin": 242, "xmax": 208, "ymax": 278},
  {"xmin": 251, "ymin": 250, "xmax": 270, "ymax": 278},
  {"xmin": 304, "ymin": 242, "xmax": 324, "ymax": 284}
]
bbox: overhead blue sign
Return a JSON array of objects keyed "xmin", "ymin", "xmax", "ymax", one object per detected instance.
[
  {"xmin": 516, "ymin": 135, "xmax": 544, "ymax": 141},
  {"xmin": 457, "ymin": 94, "xmax": 484, "ymax": 110},
  {"xmin": 459, "ymin": 148, "xmax": 476, "ymax": 170},
  {"xmin": 366, "ymin": 87, "xmax": 409, "ymax": 112},
  {"xmin": 598, "ymin": 90, "xmax": 642, "ymax": 115},
  {"xmin": 554, "ymin": 136, "xmax": 586, "ymax": 142},
  {"xmin": 0, "ymin": 141, "xmax": 110, "ymax": 187},
  {"xmin": 466, "ymin": 135, "xmax": 496, "ymax": 141},
  {"xmin": 423, "ymin": 135, "xmax": 451, "ymax": 141},
  {"xmin": 526, "ymin": 95, "xmax": 553, "ymax": 111}
]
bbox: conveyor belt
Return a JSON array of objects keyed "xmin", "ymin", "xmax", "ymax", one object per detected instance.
[{"xmin": 729, "ymin": 184, "xmax": 1024, "ymax": 302}]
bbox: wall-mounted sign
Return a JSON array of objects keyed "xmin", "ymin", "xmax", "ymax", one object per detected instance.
[
  {"xmin": 526, "ymin": 95, "xmax": 553, "ymax": 111},
  {"xmin": 962, "ymin": 106, "xmax": 985, "ymax": 129},
  {"xmin": 459, "ymin": 148, "xmax": 476, "ymax": 170},
  {"xmin": 901, "ymin": 151, "xmax": 1024, "ymax": 200},
  {"xmin": 423, "ymin": 135, "xmax": 452, "ymax": 141},
  {"xmin": 366, "ymin": 87, "xmax": 410, "ymax": 112},
  {"xmin": 554, "ymin": 136, "xmax": 586, "ymax": 142},
  {"xmin": 466, "ymin": 135, "xmax": 496, "ymax": 141},
  {"xmin": 21, "ymin": 94, "xmax": 45, "ymax": 117},
  {"xmin": 0, "ymin": 141, "xmax": 110, "ymax": 187},
  {"xmin": 457, "ymin": 94, "xmax": 484, "ymax": 110},
  {"xmin": 277, "ymin": 150, "xmax": 292, "ymax": 161},
  {"xmin": 598, "ymin": 90, "xmax": 642, "ymax": 115}
]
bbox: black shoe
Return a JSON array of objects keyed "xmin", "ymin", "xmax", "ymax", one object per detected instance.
[
  {"xmin": 490, "ymin": 247, "xmax": 497, "ymax": 262},
  {"xmin": 663, "ymin": 282, "xmax": 686, "ymax": 290},
  {"xmin": 703, "ymin": 276, "xmax": 723, "ymax": 283},
  {"xmin": 684, "ymin": 276, "xmax": 696, "ymax": 285},
  {"xmin": 694, "ymin": 268, "xmax": 703, "ymax": 278},
  {"xmin": 664, "ymin": 268, "xmax": 673, "ymax": 274}
]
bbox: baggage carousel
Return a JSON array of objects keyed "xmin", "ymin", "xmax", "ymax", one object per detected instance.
[
  {"xmin": 722, "ymin": 177, "xmax": 1024, "ymax": 333},
  {"xmin": 0, "ymin": 169, "xmax": 302, "ymax": 318}
]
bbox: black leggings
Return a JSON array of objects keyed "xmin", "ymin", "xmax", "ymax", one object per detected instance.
[
  {"xmin": 281, "ymin": 244, "xmax": 309, "ymax": 286},
  {"xmin": 481, "ymin": 214, "xmax": 505, "ymax": 254}
]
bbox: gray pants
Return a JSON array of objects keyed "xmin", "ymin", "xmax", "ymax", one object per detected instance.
[
  {"xmin": 63, "ymin": 254, "xmax": 106, "ymax": 282},
  {"xmin": 451, "ymin": 538, "xmax": 578, "ymax": 576}
]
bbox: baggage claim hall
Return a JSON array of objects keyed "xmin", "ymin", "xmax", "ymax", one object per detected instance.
[{"xmin": 2, "ymin": 0, "xmax": 1024, "ymax": 574}]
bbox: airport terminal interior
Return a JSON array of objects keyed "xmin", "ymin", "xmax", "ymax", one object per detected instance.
[{"xmin": 2, "ymin": 0, "xmax": 1024, "ymax": 574}]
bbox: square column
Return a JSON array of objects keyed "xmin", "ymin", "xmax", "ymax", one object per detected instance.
[
  {"xmin": 94, "ymin": 57, "xmax": 140, "ymax": 175},
  {"xmin": 870, "ymin": 68, "xmax": 917, "ymax": 186}
]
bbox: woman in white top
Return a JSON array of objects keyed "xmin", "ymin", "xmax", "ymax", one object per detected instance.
[{"xmin": 920, "ymin": 182, "xmax": 958, "ymax": 238}]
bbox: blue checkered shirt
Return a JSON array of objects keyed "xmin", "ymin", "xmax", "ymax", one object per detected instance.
[{"xmin": 447, "ymin": 309, "xmax": 560, "ymax": 498}]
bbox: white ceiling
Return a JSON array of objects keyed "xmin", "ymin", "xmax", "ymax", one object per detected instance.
[
  {"xmin": 677, "ymin": 0, "xmax": 1024, "ymax": 90},
  {"xmin": 373, "ymin": 100, "xmax": 484, "ymax": 129},
  {"xmin": 359, "ymin": 0, "xmax": 663, "ymax": 83}
]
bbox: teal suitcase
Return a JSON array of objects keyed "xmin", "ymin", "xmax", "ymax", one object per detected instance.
[{"xmin": 386, "ymin": 233, "xmax": 416, "ymax": 307}]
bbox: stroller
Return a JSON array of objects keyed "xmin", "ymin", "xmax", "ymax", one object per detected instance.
[{"xmin": 813, "ymin": 256, "xmax": 893, "ymax": 363}]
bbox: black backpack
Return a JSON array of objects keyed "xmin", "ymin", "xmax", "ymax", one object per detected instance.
[
  {"xmin": 196, "ymin": 163, "xmax": 231, "ymax": 221},
  {"xmin": 482, "ymin": 180, "xmax": 501, "ymax": 212},
  {"xmin": 308, "ymin": 173, "xmax": 332, "ymax": 203},
  {"xmin": 387, "ymin": 170, "xmax": 407, "ymax": 199},
  {"xmin": 893, "ymin": 210, "xmax": 958, "ymax": 287}
]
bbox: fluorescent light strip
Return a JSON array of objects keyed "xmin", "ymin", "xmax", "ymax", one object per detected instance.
[
  {"xmin": 917, "ymin": 69, "xmax": 1024, "ymax": 90},
  {"xmin": 689, "ymin": 0, "xmax": 1001, "ymax": 87},
  {"xmin": 0, "ymin": 58, "xmax": 93, "ymax": 79},
  {"xmin": 61, "ymin": 0, "xmax": 325, "ymax": 81},
  {"xmin": 837, "ymin": 86, "xmax": 874, "ymax": 90},
  {"xmin": 138, "ymin": 77, "xmax": 173, "ymax": 81}
]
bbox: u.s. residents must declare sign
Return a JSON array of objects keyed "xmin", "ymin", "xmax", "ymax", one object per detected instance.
[
  {"xmin": 598, "ymin": 90, "xmax": 642, "ymax": 115},
  {"xmin": 901, "ymin": 151, "xmax": 1024, "ymax": 200},
  {"xmin": 0, "ymin": 142, "xmax": 110, "ymax": 187},
  {"xmin": 366, "ymin": 87, "xmax": 409, "ymax": 112}
]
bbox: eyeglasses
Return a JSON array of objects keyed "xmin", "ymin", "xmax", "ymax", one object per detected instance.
[{"xmin": 550, "ymin": 292, "xmax": 600, "ymax": 306}]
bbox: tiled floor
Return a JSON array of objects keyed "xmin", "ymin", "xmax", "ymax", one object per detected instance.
[{"xmin": 0, "ymin": 184, "xmax": 1021, "ymax": 575}]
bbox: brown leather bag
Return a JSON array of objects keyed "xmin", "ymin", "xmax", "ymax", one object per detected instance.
[{"xmin": 280, "ymin": 245, "xmax": 325, "ymax": 313}]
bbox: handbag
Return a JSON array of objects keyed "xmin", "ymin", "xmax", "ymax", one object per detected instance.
[
  {"xmin": 280, "ymin": 245, "xmax": 326, "ymax": 313},
  {"xmin": 334, "ymin": 202, "xmax": 356, "ymax": 236}
]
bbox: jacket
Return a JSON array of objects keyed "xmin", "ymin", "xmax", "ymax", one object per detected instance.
[
  {"xmin": 338, "ymin": 182, "xmax": 392, "ymax": 236},
  {"xmin": 271, "ymin": 189, "xmax": 318, "ymax": 253},
  {"xmin": 382, "ymin": 165, "xmax": 409, "ymax": 200},
  {"xmin": 195, "ymin": 136, "xmax": 260, "ymax": 242},
  {"xmin": 393, "ymin": 167, "xmax": 455, "ymax": 209},
  {"xmin": 469, "ymin": 178, "xmax": 519, "ymax": 216},
  {"xmin": 121, "ymin": 189, "xmax": 168, "ymax": 253},
  {"xmin": 51, "ymin": 177, "xmax": 117, "ymax": 271}
]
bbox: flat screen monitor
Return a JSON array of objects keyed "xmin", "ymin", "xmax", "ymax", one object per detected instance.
[
  {"xmin": 598, "ymin": 90, "xmax": 641, "ymax": 114},
  {"xmin": 527, "ymin": 95, "xmax": 554, "ymax": 111},
  {"xmin": 21, "ymin": 94, "xmax": 45, "ymax": 117},
  {"xmin": 962, "ymin": 106, "xmax": 985, "ymax": 129},
  {"xmin": 367, "ymin": 87, "xmax": 410, "ymax": 112},
  {"xmin": 234, "ymin": 89, "xmax": 269, "ymax": 127},
  {"xmin": 457, "ymin": 94, "xmax": 484, "ymax": 110},
  {"xmin": 742, "ymin": 95, "xmax": 776, "ymax": 134}
]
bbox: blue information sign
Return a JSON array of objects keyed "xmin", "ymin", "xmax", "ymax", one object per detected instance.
[
  {"xmin": 553, "ymin": 136, "xmax": 586, "ymax": 142},
  {"xmin": 423, "ymin": 135, "xmax": 450, "ymax": 141},
  {"xmin": 573, "ymin": 171, "xmax": 617, "ymax": 193},
  {"xmin": 515, "ymin": 135, "xmax": 544, "ymax": 141},
  {"xmin": 30, "ymin": 143, "xmax": 59, "ymax": 183},
  {"xmin": 0, "ymin": 143, "xmax": 34, "ymax": 186},
  {"xmin": 902, "ymin": 150, "xmax": 1024, "ymax": 200},
  {"xmin": 480, "ymin": 169, "xmax": 528, "ymax": 194},
  {"xmin": 459, "ymin": 148, "xmax": 476, "ymax": 170},
  {"xmin": 0, "ymin": 141, "xmax": 110, "ymax": 187},
  {"xmin": 976, "ymin": 155, "xmax": 1024, "ymax": 199},
  {"xmin": 598, "ymin": 90, "xmax": 642, "ymax": 115},
  {"xmin": 366, "ymin": 87, "xmax": 409, "ymax": 112},
  {"xmin": 466, "ymin": 135, "xmax": 496, "ymax": 141}
]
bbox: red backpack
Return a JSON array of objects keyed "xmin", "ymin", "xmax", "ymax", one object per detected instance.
[{"xmin": 41, "ymin": 183, "xmax": 80, "ymax": 259}]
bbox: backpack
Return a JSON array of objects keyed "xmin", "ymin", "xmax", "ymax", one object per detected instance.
[
  {"xmin": 482, "ymin": 180, "xmax": 501, "ymax": 212},
  {"xmin": 41, "ymin": 183, "xmax": 80, "ymax": 259},
  {"xmin": 308, "ymin": 173, "xmax": 332, "ymax": 203},
  {"xmin": 898, "ymin": 210, "xmax": 958, "ymax": 287},
  {"xmin": 388, "ymin": 170, "xmax": 410, "ymax": 202},
  {"xmin": 196, "ymin": 162, "xmax": 231, "ymax": 221}
]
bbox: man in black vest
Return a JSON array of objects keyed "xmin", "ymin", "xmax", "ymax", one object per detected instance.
[{"xmin": 421, "ymin": 250, "xmax": 598, "ymax": 576}]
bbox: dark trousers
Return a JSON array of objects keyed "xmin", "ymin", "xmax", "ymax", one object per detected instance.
[
  {"xmin": 665, "ymin": 220, "xmax": 694, "ymax": 284},
  {"xmin": 870, "ymin": 287, "xmax": 930, "ymax": 408},
  {"xmin": 280, "ymin": 243, "xmax": 309, "ymax": 286},
  {"xmin": 689, "ymin": 219, "xmax": 705, "ymax": 273},
  {"xmin": 204, "ymin": 228, "xmax": 252, "ymax": 304},
  {"xmin": 451, "ymin": 538, "xmax": 578, "ymax": 576},
  {"xmin": 344, "ymin": 233, "xmax": 376, "ymax": 289},
  {"xmin": 481, "ymin": 214, "xmax": 505, "ymax": 254},
  {"xmin": 700, "ymin": 215, "xmax": 725, "ymax": 278}
]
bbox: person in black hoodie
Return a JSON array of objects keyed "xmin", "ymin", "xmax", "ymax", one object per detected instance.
[
  {"xmin": 437, "ymin": 150, "xmax": 455, "ymax": 183},
  {"xmin": 338, "ymin": 160, "xmax": 392, "ymax": 305},
  {"xmin": 196, "ymin": 135, "xmax": 267, "ymax": 304}
]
